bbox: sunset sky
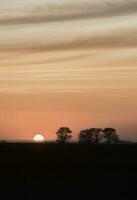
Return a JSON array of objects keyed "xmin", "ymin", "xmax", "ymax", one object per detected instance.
[{"xmin": 0, "ymin": 0, "xmax": 137, "ymax": 141}]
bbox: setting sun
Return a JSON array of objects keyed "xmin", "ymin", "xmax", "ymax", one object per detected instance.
[{"xmin": 33, "ymin": 134, "xmax": 45, "ymax": 142}]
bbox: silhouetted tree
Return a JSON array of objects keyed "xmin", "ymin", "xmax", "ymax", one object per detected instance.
[
  {"xmin": 92, "ymin": 128, "xmax": 103, "ymax": 143},
  {"xmin": 103, "ymin": 128, "xmax": 119, "ymax": 144},
  {"xmin": 56, "ymin": 127, "xmax": 72, "ymax": 143},
  {"xmin": 78, "ymin": 128, "xmax": 102, "ymax": 144},
  {"xmin": 78, "ymin": 129, "xmax": 90, "ymax": 144}
]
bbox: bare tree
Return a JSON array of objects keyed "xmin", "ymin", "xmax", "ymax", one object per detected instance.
[
  {"xmin": 103, "ymin": 128, "xmax": 119, "ymax": 144},
  {"xmin": 56, "ymin": 127, "xmax": 72, "ymax": 143}
]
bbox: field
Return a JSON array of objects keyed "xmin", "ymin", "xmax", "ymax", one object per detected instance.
[{"xmin": 0, "ymin": 143, "xmax": 137, "ymax": 199}]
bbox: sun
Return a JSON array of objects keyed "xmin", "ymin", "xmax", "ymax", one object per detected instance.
[{"xmin": 33, "ymin": 134, "xmax": 45, "ymax": 142}]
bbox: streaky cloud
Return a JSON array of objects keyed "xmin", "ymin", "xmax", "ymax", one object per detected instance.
[
  {"xmin": 0, "ymin": 0, "xmax": 137, "ymax": 26},
  {"xmin": 0, "ymin": 28, "xmax": 137, "ymax": 53}
]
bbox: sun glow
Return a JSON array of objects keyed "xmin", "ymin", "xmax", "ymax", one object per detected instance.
[{"xmin": 33, "ymin": 134, "xmax": 45, "ymax": 142}]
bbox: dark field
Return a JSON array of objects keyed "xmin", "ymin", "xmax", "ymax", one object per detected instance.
[{"xmin": 0, "ymin": 143, "xmax": 137, "ymax": 199}]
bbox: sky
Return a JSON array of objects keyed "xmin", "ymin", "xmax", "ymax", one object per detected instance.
[{"xmin": 0, "ymin": 0, "xmax": 137, "ymax": 141}]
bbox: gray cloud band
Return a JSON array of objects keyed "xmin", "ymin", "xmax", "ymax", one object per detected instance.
[
  {"xmin": 0, "ymin": 30, "xmax": 137, "ymax": 53},
  {"xmin": 0, "ymin": 0, "xmax": 137, "ymax": 26}
]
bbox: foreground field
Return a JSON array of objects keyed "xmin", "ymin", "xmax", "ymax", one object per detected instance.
[{"xmin": 0, "ymin": 143, "xmax": 137, "ymax": 199}]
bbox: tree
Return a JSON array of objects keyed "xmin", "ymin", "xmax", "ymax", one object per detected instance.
[
  {"xmin": 103, "ymin": 128, "xmax": 119, "ymax": 144},
  {"xmin": 78, "ymin": 129, "xmax": 90, "ymax": 144},
  {"xmin": 91, "ymin": 128, "xmax": 102, "ymax": 143},
  {"xmin": 78, "ymin": 128, "xmax": 102, "ymax": 144},
  {"xmin": 56, "ymin": 127, "xmax": 72, "ymax": 143}
]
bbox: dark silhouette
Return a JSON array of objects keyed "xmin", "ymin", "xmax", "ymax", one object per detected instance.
[
  {"xmin": 78, "ymin": 129, "xmax": 90, "ymax": 143},
  {"xmin": 78, "ymin": 128, "xmax": 102, "ymax": 144},
  {"xmin": 56, "ymin": 127, "xmax": 72, "ymax": 143},
  {"xmin": 0, "ymin": 142, "xmax": 136, "ymax": 199},
  {"xmin": 92, "ymin": 128, "xmax": 102, "ymax": 143},
  {"xmin": 103, "ymin": 128, "xmax": 119, "ymax": 144},
  {"xmin": 78, "ymin": 128, "xmax": 119, "ymax": 144}
]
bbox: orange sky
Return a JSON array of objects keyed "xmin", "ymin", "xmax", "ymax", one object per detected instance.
[{"xmin": 0, "ymin": 0, "xmax": 137, "ymax": 141}]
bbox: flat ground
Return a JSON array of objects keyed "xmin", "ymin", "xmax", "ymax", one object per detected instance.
[{"xmin": 0, "ymin": 143, "xmax": 137, "ymax": 199}]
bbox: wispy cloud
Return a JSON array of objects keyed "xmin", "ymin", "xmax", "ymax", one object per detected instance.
[
  {"xmin": 0, "ymin": 0, "xmax": 137, "ymax": 26},
  {"xmin": 0, "ymin": 26, "xmax": 137, "ymax": 53}
]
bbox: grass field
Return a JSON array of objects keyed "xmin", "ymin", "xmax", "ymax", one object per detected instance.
[{"xmin": 0, "ymin": 143, "xmax": 137, "ymax": 199}]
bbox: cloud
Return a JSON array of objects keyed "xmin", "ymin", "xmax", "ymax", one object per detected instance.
[
  {"xmin": 1, "ymin": 28, "xmax": 137, "ymax": 53},
  {"xmin": 0, "ymin": 0, "xmax": 137, "ymax": 26}
]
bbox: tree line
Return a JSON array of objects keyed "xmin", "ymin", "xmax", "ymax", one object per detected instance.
[{"xmin": 56, "ymin": 127, "xmax": 119, "ymax": 144}]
